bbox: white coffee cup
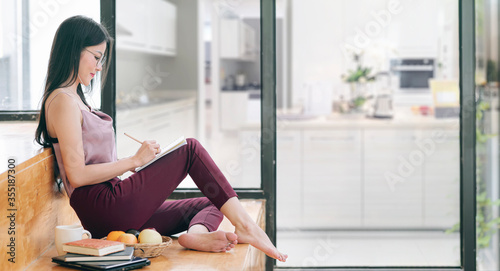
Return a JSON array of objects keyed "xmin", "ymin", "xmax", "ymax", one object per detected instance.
[{"xmin": 55, "ymin": 225, "xmax": 92, "ymax": 255}]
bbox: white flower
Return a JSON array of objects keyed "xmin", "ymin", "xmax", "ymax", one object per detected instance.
[{"xmin": 358, "ymin": 77, "xmax": 367, "ymax": 83}]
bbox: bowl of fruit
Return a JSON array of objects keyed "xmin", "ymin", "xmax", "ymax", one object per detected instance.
[{"xmin": 105, "ymin": 228, "xmax": 172, "ymax": 258}]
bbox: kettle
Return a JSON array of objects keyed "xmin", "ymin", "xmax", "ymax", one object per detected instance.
[
  {"xmin": 224, "ymin": 75, "xmax": 235, "ymax": 90},
  {"xmin": 372, "ymin": 72, "xmax": 393, "ymax": 118},
  {"xmin": 373, "ymin": 94, "xmax": 393, "ymax": 118}
]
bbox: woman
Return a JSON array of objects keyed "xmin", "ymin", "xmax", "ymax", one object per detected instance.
[{"xmin": 35, "ymin": 15, "xmax": 287, "ymax": 262}]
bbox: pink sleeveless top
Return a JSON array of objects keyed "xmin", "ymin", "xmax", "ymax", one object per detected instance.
[{"xmin": 46, "ymin": 92, "xmax": 117, "ymax": 198}]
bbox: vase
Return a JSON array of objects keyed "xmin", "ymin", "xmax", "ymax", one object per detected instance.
[
  {"xmin": 347, "ymin": 82, "xmax": 368, "ymax": 114},
  {"xmin": 349, "ymin": 82, "xmax": 367, "ymax": 98}
]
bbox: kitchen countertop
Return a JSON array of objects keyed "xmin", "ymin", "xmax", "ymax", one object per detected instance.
[
  {"xmin": 116, "ymin": 90, "xmax": 197, "ymax": 110},
  {"xmin": 242, "ymin": 107, "xmax": 460, "ymax": 130}
]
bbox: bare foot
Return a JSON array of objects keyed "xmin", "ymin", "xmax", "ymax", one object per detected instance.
[
  {"xmin": 235, "ymin": 223, "xmax": 288, "ymax": 262},
  {"xmin": 178, "ymin": 231, "xmax": 238, "ymax": 253}
]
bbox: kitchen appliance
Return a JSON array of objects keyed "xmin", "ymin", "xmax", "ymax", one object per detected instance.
[
  {"xmin": 236, "ymin": 73, "xmax": 246, "ymax": 88},
  {"xmin": 391, "ymin": 58, "xmax": 435, "ymax": 90},
  {"xmin": 373, "ymin": 94, "xmax": 393, "ymax": 118},
  {"xmin": 223, "ymin": 75, "xmax": 235, "ymax": 90},
  {"xmin": 430, "ymin": 79, "xmax": 460, "ymax": 118},
  {"xmin": 372, "ymin": 72, "xmax": 393, "ymax": 118}
]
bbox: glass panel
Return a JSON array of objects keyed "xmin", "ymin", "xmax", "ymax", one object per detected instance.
[
  {"xmin": 0, "ymin": 1, "xmax": 101, "ymax": 111},
  {"xmin": 475, "ymin": 0, "xmax": 499, "ymax": 270},
  {"xmin": 115, "ymin": 0, "xmax": 261, "ymax": 188},
  {"xmin": 276, "ymin": 0, "xmax": 461, "ymax": 267}
]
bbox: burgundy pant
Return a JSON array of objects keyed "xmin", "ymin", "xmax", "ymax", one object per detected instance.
[{"xmin": 69, "ymin": 138, "xmax": 238, "ymax": 238}]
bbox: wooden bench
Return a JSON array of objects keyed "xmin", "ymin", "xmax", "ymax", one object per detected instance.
[
  {"xmin": 0, "ymin": 148, "xmax": 80, "ymax": 271},
  {"xmin": 29, "ymin": 200, "xmax": 266, "ymax": 271},
  {"xmin": 0, "ymin": 123, "xmax": 265, "ymax": 270}
]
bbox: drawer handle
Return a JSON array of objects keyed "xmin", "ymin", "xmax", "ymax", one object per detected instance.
[
  {"xmin": 310, "ymin": 136, "xmax": 355, "ymax": 141},
  {"xmin": 149, "ymin": 123, "xmax": 169, "ymax": 132},
  {"xmin": 150, "ymin": 112, "xmax": 170, "ymax": 119}
]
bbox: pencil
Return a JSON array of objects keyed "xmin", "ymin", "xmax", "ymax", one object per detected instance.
[{"xmin": 124, "ymin": 133, "xmax": 143, "ymax": 144}]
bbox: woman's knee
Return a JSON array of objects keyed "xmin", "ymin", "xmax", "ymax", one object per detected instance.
[
  {"xmin": 192, "ymin": 197, "xmax": 212, "ymax": 208},
  {"xmin": 186, "ymin": 138, "xmax": 207, "ymax": 154},
  {"xmin": 186, "ymin": 137, "xmax": 200, "ymax": 147}
]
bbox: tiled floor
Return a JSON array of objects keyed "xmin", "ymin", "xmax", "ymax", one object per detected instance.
[{"xmin": 276, "ymin": 230, "xmax": 461, "ymax": 268}]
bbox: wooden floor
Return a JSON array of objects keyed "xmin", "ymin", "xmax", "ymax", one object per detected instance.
[{"xmin": 27, "ymin": 200, "xmax": 265, "ymax": 271}]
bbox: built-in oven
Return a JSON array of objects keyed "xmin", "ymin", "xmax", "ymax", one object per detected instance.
[{"xmin": 390, "ymin": 58, "xmax": 435, "ymax": 90}]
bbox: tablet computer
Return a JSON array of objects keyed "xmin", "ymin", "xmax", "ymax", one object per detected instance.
[{"xmin": 52, "ymin": 256, "xmax": 150, "ymax": 271}]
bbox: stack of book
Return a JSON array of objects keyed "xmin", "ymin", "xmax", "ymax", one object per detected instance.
[{"xmin": 52, "ymin": 239, "xmax": 150, "ymax": 270}]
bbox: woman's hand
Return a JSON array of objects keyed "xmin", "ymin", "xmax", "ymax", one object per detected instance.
[{"xmin": 132, "ymin": 140, "xmax": 161, "ymax": 168}]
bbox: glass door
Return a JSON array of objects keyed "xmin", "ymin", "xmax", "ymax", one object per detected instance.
[
  {"xmin": 114, "ymin": 0, "xmax": 262, "ymax": 190},
  {"xmin": 274, "ymin": 0, "xmax": 467, "ymax": 268}
]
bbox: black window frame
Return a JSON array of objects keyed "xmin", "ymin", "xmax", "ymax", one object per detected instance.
[{"xmin": 1, "ymin": 0, "xmax": 479, "ymax": 270}]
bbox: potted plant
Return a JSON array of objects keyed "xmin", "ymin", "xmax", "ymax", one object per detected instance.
[
  {"xmin": 445, "ymin": 92, "xmax": 499, "ymax": 268},
  {"xmin": 341, "ymin": 52, "xmax": 376, "ymax": 113}
]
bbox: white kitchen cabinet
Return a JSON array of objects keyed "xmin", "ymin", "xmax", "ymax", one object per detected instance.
[
  {"xmin": 116, "ymin": 99, "xmax": 196, "ymax": 158},
  {"xmin": 147, "ymin": 0, "xmax": 177, "ymax": 55},
  {"xmin": 116, "ymin": 104, "xmax": 169, "ymax": 158},
  {"xmin": 239, "ymin": 122, "xmax": 460, "ymax": 230},
  {"xmin": 220, "ymin": 92, "xmax": 248, "ymax": 130},
  {"xmin": 421, "ymin": 129, "xmax": 460, "ymax": 228},
  {"xmin": 363, "ymin": 129, "xmax": 423, "ymax": 228},
  {"xmin": 238, "ymin": 130, "xmax": 303, "ymax": 228},
  {"xmin": 238, "ymin": 130, "xmax": 261, "ymax": 188},
  {"xmin": 302, "ymin": 130, "xmax": 363, "ymax": 228},
  {"xmin": 220, "ymin": 18, "xmax": 240, "ymax": 59},
  {"xmin": 169, "ymin": 103, "xmax": 197, "ymax": 141},
  {"xmin": 219, "ymin": 18, "xmax": 256, "ymax": 61},
  {"xmin": 276, "ymin": 130, "xmax": 303, "ymax": 229},
  {"xmin": 117, "ymin": 0, "xmax": 177, "ymax": 56},
  {"xmin": 386, "ymin": 0, "xmax": 439, "ymax": 58},
  {"xmin": 241, "ymin": 23, "xmax": 256, "ymax": 60},
  {"xmin": 116, "ymin": 1, "xmax": 148, "ymax": 49}
]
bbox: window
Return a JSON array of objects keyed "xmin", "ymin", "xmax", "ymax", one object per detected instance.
[
  {"xmin": 0, "ymin": 0, "xmax": 101, "ymax": 113},
  {"xmin": 114, "ymin": 0, "xmax": 263, "ymax": 189}
]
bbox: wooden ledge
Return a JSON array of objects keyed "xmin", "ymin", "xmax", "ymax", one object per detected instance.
[
  {"xmin": 28, "ymin": 199, "xmax": 266, "ymax": 271},
  {"xmin": 0, "ymin": 122, "xmax": 266, "ymax": 270},
  {"xmin": 1, "ymin": 146, "xmax": 80, "ymax": 271},
  {"xmin": 0, "ymin": 121, "xmax": 43, "ymax": 174}
]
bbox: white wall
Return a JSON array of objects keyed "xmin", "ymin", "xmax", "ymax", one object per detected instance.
[
  {"xmin": 435, "ymin": 0, "xmax": 459, "ymax": 80},
  {"xmin": 290, "ymin": 0, "xmax": 343, "ymax": 109},
  {"xmin": 489, "ymin": 0, "xmax": 498, "ymax": 63},
  {"xmin": 289, "ymin": 0, "xmax": 458, "ymax": 108}
]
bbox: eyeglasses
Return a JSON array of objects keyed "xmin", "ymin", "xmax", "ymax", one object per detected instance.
[{"xmin": 85, "ymin": 48, "xmax": 106, "ymax": 68}]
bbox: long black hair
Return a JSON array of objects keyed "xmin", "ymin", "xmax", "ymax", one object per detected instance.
[{"xmin": 35, "ymin": 15, "xmax": 113, "ymax": 148}]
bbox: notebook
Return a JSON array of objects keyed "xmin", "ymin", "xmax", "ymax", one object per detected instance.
[
  {"xmin": 52, "ymin": 256, "xmax": 150, "ymax": 271},
  {"xmin": 62, "ymin": 238, "xmax": 125, "ymax": 256},
  {"xmin": 55, "ymin": 247, "xmax": 134, "ymax": 262},
  {"xmin": 135, "ymin": 136, "xmax": 187, "ymax": 172}
]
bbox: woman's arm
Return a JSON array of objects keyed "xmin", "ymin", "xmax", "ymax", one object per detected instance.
[{"xmin": 47, "ymin": 94, "xmax": 158, "ymax": 188}]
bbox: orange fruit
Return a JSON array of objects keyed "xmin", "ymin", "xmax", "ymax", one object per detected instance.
[
  {"xmin": 106, "ymin": 231, "xmax": 125, "ymax": 241},
  {"xmin": 117, "ymin": 233, "xmax": 138, "ymax": 244}
]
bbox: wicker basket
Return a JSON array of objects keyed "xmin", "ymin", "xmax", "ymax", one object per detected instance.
[
  {"xmin": 103, "ymin": 236, "xmax": 172, "ymax": 258},
  {"xmin": 128, "ymin": 236, "xmax": 172, "ymax": 258}
]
